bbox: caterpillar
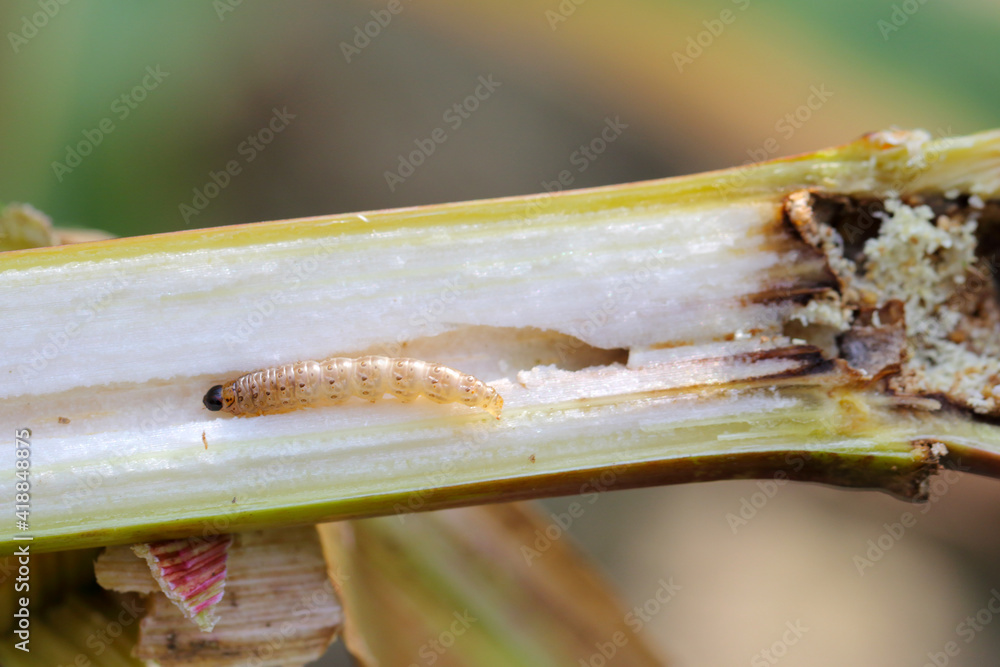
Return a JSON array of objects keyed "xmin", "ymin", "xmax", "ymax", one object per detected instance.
[{"xmin": 203, "ymin": 356, "xmax": 503, "ymax": 419}]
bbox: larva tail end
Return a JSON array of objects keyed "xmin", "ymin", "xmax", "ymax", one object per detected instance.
[
  {"xmin": 203, "ymin": 385, "xmax": 224, "ymax": 412},
  {"xmin": 486, "ymin": 393, "xmax": 503, "ymax": 420}
]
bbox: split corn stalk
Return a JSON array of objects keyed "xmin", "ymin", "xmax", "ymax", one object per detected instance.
[{"xmin": 2, "ymin": 129, "xmax": 1000, "ymax": 556}]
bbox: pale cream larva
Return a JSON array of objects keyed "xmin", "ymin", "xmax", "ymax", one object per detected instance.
[{"xmin": 203, "ymin": 356, "xmax": 503, "ymax": 419}]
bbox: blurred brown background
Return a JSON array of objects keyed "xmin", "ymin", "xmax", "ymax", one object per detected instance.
[{"xmin": 2, "ymin": 1, "xmax": 1000, "ymax": 664}]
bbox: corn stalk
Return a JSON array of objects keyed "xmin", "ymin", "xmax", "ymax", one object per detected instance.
[{"xmin": 2, "ymin": 129, "xmax": 1000, "ymax": 557}]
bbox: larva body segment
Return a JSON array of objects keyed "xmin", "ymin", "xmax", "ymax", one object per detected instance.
[{"xmin": 204, "ymin": 356, "xmax": 503, "ymax": 419}]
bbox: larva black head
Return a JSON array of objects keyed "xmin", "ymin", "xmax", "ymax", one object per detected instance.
[{"xmin": 203, "ymin": 385, "xmax": 225, "ymax": 412}]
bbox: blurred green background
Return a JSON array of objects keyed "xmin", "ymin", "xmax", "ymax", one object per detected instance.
[
  {"xmin": 3, "ymin": 1, "xmax": 997, "ymax": 237},
  {"xmin": 3, "ymin": 1, "xmax": 1000, "ymax": 665}
]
